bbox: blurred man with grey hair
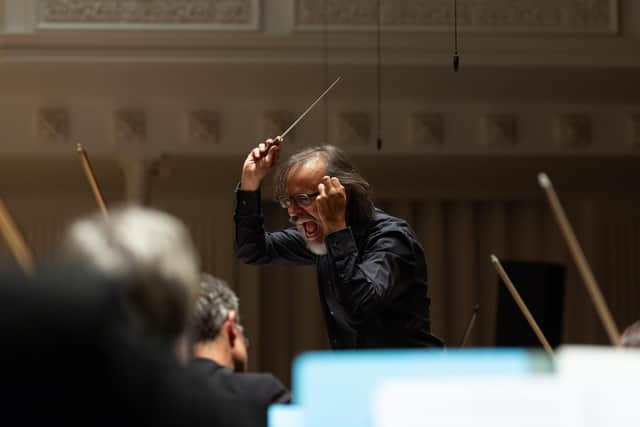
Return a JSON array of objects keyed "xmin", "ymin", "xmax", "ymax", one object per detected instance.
[
  {"xmin": 62, "ymin": 205, "xmax": 200, "ymax": 362},
  {"xmin": 55, "ymin": 205, "xmax": 259, "ymax": 426},
  {"xmin": 190, "ymin": 274, "xmax": 291, "ymax": 427}
]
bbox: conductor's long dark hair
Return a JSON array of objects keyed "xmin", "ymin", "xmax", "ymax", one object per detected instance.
[{"xmin": 274, "ymin": 145, "xmax": 374, "ymax": 225}]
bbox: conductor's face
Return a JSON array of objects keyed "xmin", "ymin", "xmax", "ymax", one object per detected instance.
[{"xmin": 284, "ymin": 157, "xmax": 328, "ymax": 255}]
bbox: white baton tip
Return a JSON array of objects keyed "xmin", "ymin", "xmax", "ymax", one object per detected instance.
[
  {"xmin": 490, "ymin": 254, "xmax": 498, "ymax": 263},
  {"xmin": 538, "ymin": 172, "xmax": 551, "ymax": 188}
]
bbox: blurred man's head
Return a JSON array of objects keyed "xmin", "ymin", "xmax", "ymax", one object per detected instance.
[
  {"xmin": 621, "ymin": 320, "xmax": 640, "ymax": 348},
  {"xmin": 192, "ymin": 274, "xmax": 249, "ymax": 372},
  {"xmin": 62, "ymin": 206, "xmax": 200, "ymax": 362}
]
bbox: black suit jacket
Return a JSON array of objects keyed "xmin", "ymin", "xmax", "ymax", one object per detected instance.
[
  {"xmin": 190, "ymin": 357, "xmax": 291, "ymax": 427},
  {"xmin": 235, "ymin": 189, "xmax": 444, "ymax": 349}
]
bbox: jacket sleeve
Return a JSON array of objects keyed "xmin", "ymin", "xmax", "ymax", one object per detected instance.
[
  {"xmin": 234, "ymin": 185, "xmax": 315, "ymax": 266},
  {"xmin": 263, "ymin": 374, "xmax": 292, "ymax": 404},
  {"xmin": 325, "ymin": 224, "xmax": 420, "ymax": 323}
]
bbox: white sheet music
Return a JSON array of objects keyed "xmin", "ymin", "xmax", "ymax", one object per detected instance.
[
  {"xmin": 556, "ymin": 346, "xmax": 640, "ymax": 427},
  {"xmin": 373, "ymin": 347, "xmax": 640, "ymax": 427},
  {"xmin": 374, "ymin": 378, "xmax": 583, "ymax": 427}
]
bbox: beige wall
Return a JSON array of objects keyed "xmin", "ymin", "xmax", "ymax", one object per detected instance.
[{"xmin": 0, "ymin": 0, "xmax": 639, "ymax": 387}]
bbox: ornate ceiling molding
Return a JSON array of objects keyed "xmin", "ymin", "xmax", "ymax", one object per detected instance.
[
  {"xmin": 188, "ymin": 110, "xmax": 220, "ymax": 145},
  {"xmin": 0, "ymin": 1, "xmax": 628, "ymax": 67},
  {"xmin": 295, "ymin": 0, "xmax": 617, "ymax": 33},
  {"xmin": 38, "ymin": 0, "xmax": 260, "ymax": 30},
  {"xmin": 114, "ymin": 109, "xmax": 146, "ymax": 145},
  {"xmin": 263, "ymin": 111, "xmax": 296, "ymax": 144}
]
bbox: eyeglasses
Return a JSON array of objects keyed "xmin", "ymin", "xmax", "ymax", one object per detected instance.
[{"xmin": 277, "ymin": 192, "xmax": 320, "ymax": 209}]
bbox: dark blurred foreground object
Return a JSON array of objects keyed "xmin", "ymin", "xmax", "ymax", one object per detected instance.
[
  {"xmin": 496, "ymin": 261, "xmax": 565, "ymax": 349},
  {"xmin": 0, "ymin": 269, "xmax": 253, "ymax": 427}
]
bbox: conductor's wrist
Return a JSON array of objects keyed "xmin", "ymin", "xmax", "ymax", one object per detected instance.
[
  {"xmin": 240, "ymin": 177, "xmax": 261, "ymax": 192},
  {"xmin": 324, "ymin": 221, "xmax": 347, "ymax": 235}
]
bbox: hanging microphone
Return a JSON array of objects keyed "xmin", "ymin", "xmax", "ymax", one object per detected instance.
[{"xmin": 452, "ymin": 0, "xmax": 459, "ymax": 72}]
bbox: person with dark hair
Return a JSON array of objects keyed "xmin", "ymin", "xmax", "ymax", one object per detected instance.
[
  {"xmin": 192, "ymin": 273, "xmax": 249, "ymax": 372},
  {"xmin": 234, "ymin": 141, "xmax": 443, "ymax": 349},
  {"xmin": 190, "ymin": 274, "xmax": 291, "ymax": 427}
]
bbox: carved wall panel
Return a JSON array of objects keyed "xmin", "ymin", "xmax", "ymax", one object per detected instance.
[
  {"xmin": 295, "ymin": 0, "xmax": 617, "ymax": 33},
  {"xmin": 37, "ymin": 108, "xmax": 69, "ymax": 145},
  {"xmin": 409, "ymin": 113, "xmax": 444, "ymax": 146},
  {"xmin": 39, "ymin": 0, "xmax": 260, "ymax": 30},
  {"xmin": 554, "ymin": 114, "xmax": 591, "ymax": 148}
]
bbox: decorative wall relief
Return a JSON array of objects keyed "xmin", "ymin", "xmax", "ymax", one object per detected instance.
[
  {"xmin": 628, "ymin": 115, "xmax": 640, "ymax": 148},
  {"xmin": 114, "ymin": 109, "xmax": 146, "ymax": 145},
  {"xmin": 337, "ymin": 112, "xmax": 370, "ymax": 146},
  {"xmin": 188, "ymin": 110, "xmax": 220, "ymax": 145},
  {"xmin": 554, "ymin": 114, "xmax": 591, "ymax": 148},
  {"xmin": 295, "ymin": 0, "xmax": 617, "ymax": 33},
  {"xmin": 263, "ymin": 111, "xmax": 296, "ymax": 143},
  {"xmin": 481, "ymin": 114, "xmax": 517, "ymax": 147},
  {"xmin": 37, "ymin": 108, "xmax": 69, "ymax": 145},
  {"xmin": 409, "ymin": 113, "xmax": 443, "ymax": 146},
  {"xmin": 39, "ymin": 0, "xmax": 260, "ymax": 30}
]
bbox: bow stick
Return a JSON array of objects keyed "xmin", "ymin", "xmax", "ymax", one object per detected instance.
[
  {"xmin": 76, "ymin": 144, "xmax": 109, "ymax": 220},
  {"xmin": 538, "ymin": 172, "xmax": 620, "ymax": 346},
  {"xmin": 0, "ymin": 197, "xmax": 34, "ymax": 275},
  {"xmin": 491, "ymin": 254, "xmax": 555, "ymax": 357}
]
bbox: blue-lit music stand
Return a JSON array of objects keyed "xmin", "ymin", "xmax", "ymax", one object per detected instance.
[{"xmin": 269, "ymin": 348, "xmax": 548, "ymax": 427}]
